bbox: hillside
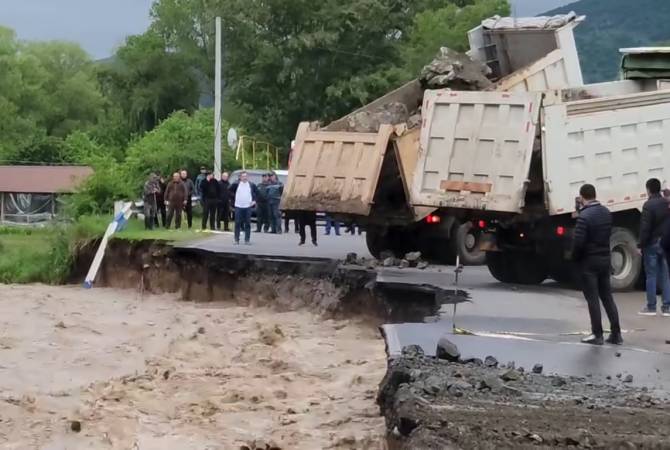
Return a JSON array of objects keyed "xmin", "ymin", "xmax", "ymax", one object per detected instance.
[{"xmin": 546, "ymin": 0, "xmax": 670, "ymax": 83}]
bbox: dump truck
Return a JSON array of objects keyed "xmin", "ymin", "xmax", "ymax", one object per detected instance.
[
  {"xmin": 281, "ymin": 13, "xmax": 585, "ymax": 265},
  {"xmin": 410, "ymin": 35, "xmax": 670, "ymax": 290}
]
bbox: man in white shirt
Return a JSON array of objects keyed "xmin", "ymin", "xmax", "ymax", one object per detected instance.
[{"xmin": 230, "ymin": 171, "xmax": 259, "ymax": 244}]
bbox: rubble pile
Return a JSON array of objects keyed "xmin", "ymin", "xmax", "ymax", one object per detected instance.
[
  {"xmin": 378, "ymin": 343, "xmax": 670, "ymax": 449},
  {"xmin": 419, "ymin": 47, "xmax": 492, "ymax": 90},
  {"xmin": 342, "ymin": 47, "xmax": 492, "ymax": 133},
  {"xmin": 378, "ymin": 251, "xmax": 430, "ymax": 270}
]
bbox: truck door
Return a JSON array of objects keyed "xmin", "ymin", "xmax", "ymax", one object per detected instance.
[{"xmin": 412, "ymin": 90, "xmax": 542, "ymax": 213}]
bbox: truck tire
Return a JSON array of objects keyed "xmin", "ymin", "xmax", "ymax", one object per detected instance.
[
  {"xmin": 454, "ymin": 222, "xmax": 485, "ymax": 266},
  {"xmin": 485, "ymin": 252, "xmax": 518, "ymax": 283},
  {"xmin": 610, "ymin": 227, "xmax": 641, "ymax": 291},
  {"xmin": 365, "ymin": 226, "xmax": 385, "ymax": 259},
  {"xmin": 510, "ymin": 252, "xmax": 548, "ymax": 285}
]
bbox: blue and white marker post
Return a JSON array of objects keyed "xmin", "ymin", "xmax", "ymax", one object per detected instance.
[{"xmin": 83, "ymin": 202, "xmax": 133, "ymax": 289}]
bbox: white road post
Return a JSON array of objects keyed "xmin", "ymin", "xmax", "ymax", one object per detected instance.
[{"xmin": 214, "ymin": 16, "xmax": 222, "ymax": 178}]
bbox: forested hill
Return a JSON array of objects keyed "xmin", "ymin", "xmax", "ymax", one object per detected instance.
[{"xmin": 545, "ymin": 0, "xmax": 670, "ymax": 83}]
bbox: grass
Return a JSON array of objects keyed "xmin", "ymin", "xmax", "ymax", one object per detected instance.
[{"xmin": 0, "ymin": 215, "xmax": 209, "ymax": 284}]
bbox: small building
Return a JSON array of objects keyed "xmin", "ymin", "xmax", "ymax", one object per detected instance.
[{"xmin": 0, "ymin": 165, "xmax": 93, "ymax": 224}]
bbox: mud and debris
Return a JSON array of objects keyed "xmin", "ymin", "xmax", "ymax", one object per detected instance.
[
  {"xmin": 378, "ymin": 347, "xmax": 670, "ymax": 449},
  {"xmin": 0, "ymin": 284, "xmax": 387, "ymax": 449},
  {"xmin": 420, "ymin": 47, "xmax": 492, "ymax": 90}
]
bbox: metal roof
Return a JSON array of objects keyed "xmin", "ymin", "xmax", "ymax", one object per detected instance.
[
  {"xmin": 481, "ymin": 12, "xmax": 582, "ymax": 31},
  {"xmin": 0, "ymin": 165, "xmax": 93, "ymax": 193}
]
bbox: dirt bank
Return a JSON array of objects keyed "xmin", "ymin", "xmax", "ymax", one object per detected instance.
[
  {"xmin": 378, "ymin": 347, "xmax": 670, "ymax": 449},
  {"xmin": 0, "ymin": 284, "xmax": 387, "ymax": 449}
]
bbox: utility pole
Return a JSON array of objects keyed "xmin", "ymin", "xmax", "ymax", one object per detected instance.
[{"xmin": 214, "ymin": 16, "xmax": 222, "ymax": 178}]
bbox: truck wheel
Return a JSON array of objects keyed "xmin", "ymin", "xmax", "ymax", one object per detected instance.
[
  {"xmin": 365, "ymin": 226, "xmax": 385, "ymax": 259},
  {"xmin": 610, "ymin": 227, "xmax": 641, "ymax": 291},
  {"xmin": 485, "ymin": 252, "xmax": 518, "ymax": 283},
  {"xmin": 454, "ymin": 222, "xmax": 485, "ymax": 266},
  {"xmin": 510, "ymin": 252, "xmax": 548, "ymax": 285}
]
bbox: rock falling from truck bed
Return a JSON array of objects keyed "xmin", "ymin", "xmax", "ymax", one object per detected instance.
[{"xmin": 420, "ymin": 47, "xmax": 492, "ymax": 90}]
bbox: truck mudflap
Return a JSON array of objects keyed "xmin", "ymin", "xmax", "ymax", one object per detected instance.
[
  {"xmin": 280, "ymin": 122, "xmax": 394, "ymax": 216},
  {"xmin": 411, "ymin": 90, "xmax": 542, "ymax": 213}
]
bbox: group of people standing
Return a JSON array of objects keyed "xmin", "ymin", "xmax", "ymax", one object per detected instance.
[
  {"xmin": 573, "ymin": 178, "xmax": 670, "ymax": 347},
  {"xmin": 142, "ymin": 167, "xmax": 233, "ymax": 232}
]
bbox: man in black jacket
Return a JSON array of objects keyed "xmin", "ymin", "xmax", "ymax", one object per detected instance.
[
  {"xmin": 200, "ymin": 171, "xmax": 221, "ymax": 230},
  {"xmin": 572, "ymin": 184, "xmax": 622, "ymax": 345},
  {"xmin": 638, "ymin": 178, "xmax": 670, "ymax": 316},
  {"xmin": 217, "ymin": 172, "xmax": 232, "ymax": 231}
]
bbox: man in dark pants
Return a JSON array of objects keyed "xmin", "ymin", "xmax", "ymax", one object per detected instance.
[
  {"xmin": 267, "ymin": 172, "xmax": 284, "ymax": 234},
  {"xmin": 217, "ymin": 172, "xmax": 231, "ymax": 231},
  {"xmin": 180, "ymin": 169, "xmax": 195, "ymax": 229},
  {"xmin": 572, "ymin": 184, "xmax": 622, "ymax": 345},
  {"xmin": 297, "ymin": 210, "xmax": 318, "ymax": 246},
  {"xmin": 638, "ymin": 178, "xmax": 670, "ymax": 316},
  {"xmin": 256, "ymin": 174, "xmax": 270, "ymax": 232},
  {"xmin": 200, "ymin": 171, "xmax": 221, "ymax": 230},
  {"xmin": 155, "ymin": 172, "xmax": 167, "ymax": 228}
]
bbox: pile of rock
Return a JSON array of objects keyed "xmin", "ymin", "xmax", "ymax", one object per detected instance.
[{"xmin": 379, "ymin": 251, "xmax": 430, "ymax": 270}]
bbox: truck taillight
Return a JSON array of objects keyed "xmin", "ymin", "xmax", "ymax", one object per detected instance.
[
  {"xmin": 556, "ymin": 226, "xmax": 566, "ymax": 237},
  {"xmin": 426, "ymin": 214, "xmax": 441, "ymax": 224},
  {"xmin": 477, "ymin": 220, "xmax": 487, "ymax": 229}
]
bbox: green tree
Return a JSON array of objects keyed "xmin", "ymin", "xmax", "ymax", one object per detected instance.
[
  {"xmin": 149, "ymin": 0, "xmax": 508, "ymax": 148},
  {"xmin": 97, "ymin": 30, "xmax": 201, "ymax": 135}
]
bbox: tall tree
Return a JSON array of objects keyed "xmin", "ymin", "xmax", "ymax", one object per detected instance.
[{"xmin": 150, "ymin": 0, "xmax": 509, "ymax": 147}]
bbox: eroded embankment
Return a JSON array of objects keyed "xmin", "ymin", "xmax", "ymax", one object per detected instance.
[{"xmin": 73, "ymin": 239, "xmax": 445, "ymax": 323}]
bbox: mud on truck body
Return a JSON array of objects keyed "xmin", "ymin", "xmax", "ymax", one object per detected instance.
[{"xmin": 280, "ymin": 13, "xmax": 587, "ymax": 266}]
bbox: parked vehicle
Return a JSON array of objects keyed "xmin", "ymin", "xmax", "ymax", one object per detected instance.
[{"xmin": 281, "ymin": 14, "xmax": 585, "ymax": 265}]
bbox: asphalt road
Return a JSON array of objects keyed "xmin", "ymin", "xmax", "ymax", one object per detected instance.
[{"xmin": 177, "ymin": 231, "xmax": 670, "ymax": 386}]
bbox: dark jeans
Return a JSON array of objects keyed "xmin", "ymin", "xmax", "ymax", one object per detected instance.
[
  {"xmin": 156, "ymin": 200, "xmax": 166, "ymax": 228},
  {"xmin": 235, "ymin": 207, "xmax": 252, "ymax": 243},
  {"xmin": 166, "ymin": 205, "xmax": 183, "ymax": 229},
  {"xmin": 643, "ymin": 242, "xmax": 670, "ymax": 309},
  {"xmin": 184, "ymin": 199, "xmax": 193, "ymax": 229},
  {"xmin": 217, "ymin": 201, "xmax": 230, "ymax": 231},
  {"xmin": 269, "ymin": 200, "xmax": 282, "ymax": 233},
  {"xmin": 202, "ymin": 199, "xmax": 218, "ymax": 230},
  {"xmin": 580, "ymin": 255, "xmax": 621, "ymax": 337},
  {"xmin": 256, "ymin": 202, "xmax": 269, "ymax": 232},
  {"xmin": 298, "ymin": 211, "xmax": 317, "ymax": 245}
]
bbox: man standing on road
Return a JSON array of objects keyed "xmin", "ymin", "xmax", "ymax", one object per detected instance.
[
  {"xmin": 267, "ymin": 172, "xmax": 284, "ymax": 234},
  {"xmin": 143, "ymin": 172, "xmax": 160, "ymax": 230},
  {"xmin": 230, "ymin": 171, "xmax": 258, "ymax": 244},
  {"xmin": 180, "ymin": 169, "xmax": 195, "ymax": 229},
  {"xmin": 200, "ymin": 171, "xmax": 221, "ymax": 230},
  {"xmin": 155, "ymin": 172, "xmax": 167, "ymax": 228},
  {"xmin": 217, "ymin": 172, "xmax": 232, "ymax": 231},
  {"xmin": 572, "ymin": 184, "xmax": 622, "ymax": 345},
  {"xmin": 297, "ymin": 210, "xmax": 318, "ymax": 246},
  {"xmin": 638, "ymin": 178, "xmax": 670, "ymax": 316},
  {"xmin": 165, "ymin": 172, "xmax": 187, "ymax": 230},
  {"xmin": 256, "ymin": 174, "xmax": 270, "ymax": 232}
]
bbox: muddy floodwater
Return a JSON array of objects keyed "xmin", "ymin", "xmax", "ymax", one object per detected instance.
[{"xmin": 0, "ymin": 285, "xmax": 387, "ymax": 450}]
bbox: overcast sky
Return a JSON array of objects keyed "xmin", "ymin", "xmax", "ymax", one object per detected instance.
[
  {"xmin": 0, "ymin": 0, "xmax": 577, "ymax": 59},
  {"xmin": 0, "ymin": 0, "xmax": 153, "ymax": 59}
]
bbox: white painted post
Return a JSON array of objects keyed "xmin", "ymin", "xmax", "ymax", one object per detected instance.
[{"xmin": 214, "ymin": 16, "xmax": 222, "ymax": 178}]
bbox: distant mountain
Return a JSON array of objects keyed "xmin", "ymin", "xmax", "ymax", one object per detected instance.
[
  {"xmin": 509, "ymin": 0, "xmax": 576, "ymax": 17},
  {"xmin": 545, "ymin": 0, "xmax": 670, "ymax": 83}
]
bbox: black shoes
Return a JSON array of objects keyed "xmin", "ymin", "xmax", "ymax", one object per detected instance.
[
  {"xmin": 581, "ymin": 334, "xmax": 604, "ymax": 345},
  {"xmin": 605, "ymin": 333, "xmax": 624, "ymax": 345}
]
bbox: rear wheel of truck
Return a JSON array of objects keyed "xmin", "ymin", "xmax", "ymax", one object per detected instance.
[
  {"xmin": 510, "ymin": 252, "xmax": 548, "ymax": 285},
  {"xmin": 610, "ymin": 227, "xmax": 641, "ymax": 291},
  {"xmin": 365, "ymin": 226, "xmax": 384, "ymax": 259},
  {"xmin": 485, "ymin": 252, "xmax": 518, "ymax": 283},
  {"xmin": 454, "ymin": 222, "xmax": 485, "ymax": 266}
]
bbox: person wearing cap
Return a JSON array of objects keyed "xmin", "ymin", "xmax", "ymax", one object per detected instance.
[
  {"xmin": 267, "ymin": 172, "xmax": 284, "ymax": 234},
  {"xmin": 200, "ymin": 170, "xmax": 221, "ymax": 230},
  {"xmin": 195, "ymin": 166, "xmax": 208, "ymax": 202}
]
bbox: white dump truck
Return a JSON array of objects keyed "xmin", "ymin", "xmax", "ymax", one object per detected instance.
[
  {"xmin": 411, "ymin": 35, "xmax": 670, "ymax": 290},
  {"xmin": 281, "ymin": 13, "xmax": 587, "ymax": 266}
]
